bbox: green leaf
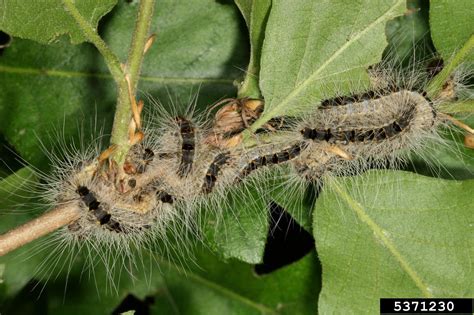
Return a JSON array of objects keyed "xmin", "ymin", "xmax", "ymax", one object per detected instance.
[
  {"xmin": 0, "ymin": 38, "xmax": 116, "ymax": 168},
  {"xmin": 251, "ymin": 0, "xmax": 406, "ymax": 130},
  {"xmin": 0, "ymin": 40, "xmax": 117, "ymax": 168},
  {"xmin": 267, "ymin": 168, "xmax": 315, "ymax": 232},
  {"xmin": 151, "ymin": 248, "xmax": 320, "ymax": 315},
  {"xmin": 0, "ymin": 0, "xmax": 248, "ymax": 169},
  {"xmin": 430, "ymin": 0, "xmax": 474, "ymax": 61},
  {"xmin": 206, "ymin": 185, "xmax": 269, "ymax": 264},
  {"xmin": 2, "ymin": 245, "xmax": 320, "ymax": 314},
  {"xmin": 383, "ymin": 0, "xmax": 434, "ymax": 65},
  {"xmin": 0, "ymin": 0, "xmax": 117, "ymax": 44},
  {"xmin": 235, "ymin": 0, "xmax": 271, "ymax": 99},
  {"xmin": 427, "ymin": 1, "xmax": 473, "ymax": 98},
  {"xmin": 313, "ymin": 170, "xmax": 474, "ymax": 314}
]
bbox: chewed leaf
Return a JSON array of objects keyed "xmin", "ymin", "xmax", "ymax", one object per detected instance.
[
  {"xmin": 430, "ymin": 0, "xmax": 474, "ymax": 62},
  {"xmin": 252, "ymin": 0, "xmax": 406, "ymax": 130},
  {"xmin": 314, "ymin": 170, "xmax": 474, "ymax": 314},
  {"xmin": 0, "ymin": 0, "xmax": 117, "ymax": 44}
]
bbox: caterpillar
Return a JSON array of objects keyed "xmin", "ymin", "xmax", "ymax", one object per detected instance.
[
  {"xmin": 296, "ymin": 89, "xmax": 438, "ymax": 179},
  {"xmin": 0, "ymin": 59, "xmax": 472, "ymax": 291},
  {"xmin": 44, "ymin": 86, "xmax": 464, "ymax": 235}
]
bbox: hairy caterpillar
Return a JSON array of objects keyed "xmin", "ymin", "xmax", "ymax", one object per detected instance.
[
  {"xmin": 296, "ymin": 89, "xmax": 437, "ymax": 179},
  {"xmin": 211, "ymin": 82, "xmax": 465, "ymax": 183},
  {"xmin": 1, "ymin": 2, "xmax": 473, "ymax": 315},
  {"xmin": 0, "ymin": 57, "xmax": 472, "ymax": 294}
]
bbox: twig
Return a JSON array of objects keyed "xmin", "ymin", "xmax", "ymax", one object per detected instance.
[
  {"xmin": 63, "ymin": 0, "xmax": 156, "ymax": 166},
  {"xmin": 126, "ymin": 0, "xmax": 156, "ymax": 95},
  {"xmin": 0, "ymin": 1, "xmax": 158, "ymax": 257},
  {"xmin": 0, "ymin": 205, "xmax": 81, "ymax": 257},
  {"xmin": 109, "ymin": 0, "xmax": 156, "ymax": 165},
  {"xmin": 439, "ymin": 113, "xmax": 474, "ymax": 134},
  {"xmin": 62, "ymin": 0, "xmax": 131, "ymax": 164}
]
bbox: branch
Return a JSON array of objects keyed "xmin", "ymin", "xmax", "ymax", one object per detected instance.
[
  {"xmin": 0, "ymin": 205, "xmax": 81, "ymax": 256},
  {"xmin": 0, "ymin": 1, "xmax": 158, "ymax": 257},
  {"xmin": 126, "ymin": 0, "xmax": 156, "ymax": 94},
  {"xmin": 110, "ymin": 0, "xmax": 156, "ymax": 165}
]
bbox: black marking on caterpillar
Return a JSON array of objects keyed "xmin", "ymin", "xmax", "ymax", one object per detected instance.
[
  {"xmin": 320, "ymin": 89, "xmax": 385, "ymax": 108},
  {"xmin": 202, "ymin": 151, "xmax": 231, "ymax": 194},
  {"xmin": 124, "ymin": 146, "xmax": 155, "ymax": 176},
  {"xmin": 301, "ymin": 106, "xmax": 415, "ymax": 144},
  {"xmin": 176, "ymin": 116, "xmax": 195, "ymax": 177},
  {"xmin": 106, "ymin": 218, "xmax": 122, "ymax": 233},
  {"xmin": 133, "ymin": 181, "xmax": 175, "ymax": 204},
  {"xmin": 424, "ymin": 95, "xmax": 437, "ymax": 124},
  {"xmin": 128, "ymin": 178, "xmax": 137, "ymax": 188},
  {"xmin": 236, "ymin": 142, "xmax": 306, "ymax": 181},
  {"xmin": 136, "ymin": 148, "xmax": 155, "ymax": 174},
  {"xmin": 156, "ymin": 190, "xmax": 174, "ymax": 204},
  {"xmin": 76, "ymin": 186, "xmax": 122, "ymax": 232}
]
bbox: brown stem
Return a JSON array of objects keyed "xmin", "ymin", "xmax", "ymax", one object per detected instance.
[
  {"xmin": 0, "ymin": 205, "xmax": 81, "ymax": 257},
  {"xmin": 439, "ymin": 113, "xmax": 474, "ymax": 134}
]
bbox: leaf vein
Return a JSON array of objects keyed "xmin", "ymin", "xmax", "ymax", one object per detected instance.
[
  {"xmin": 253, "ymin": 0, "xmax": 405, "ymax": 131},
  {"xmin": 329, "ymin": 179, "xmax": 434, "ymax": 297},
  {"xmin": 0, "ymin": 65, "xmax": 234, "ymax": 85}
]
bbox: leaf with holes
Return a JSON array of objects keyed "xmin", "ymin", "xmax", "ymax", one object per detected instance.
[
  {"xmin": 0, "ymin": 0, "xmax": 117, "ymax": 44},
  {"xmin": 313, "ymin": 170, "xmax": 474, "ymax": 314}
]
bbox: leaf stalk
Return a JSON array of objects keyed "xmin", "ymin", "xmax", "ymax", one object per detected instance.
[
  {"xmin": 427, "ymin": 34, "xmax": 474, "ymax": 99},
  {"xmin": 62, "ymin": 0, "xmax": 124, "ymax": 84}
]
